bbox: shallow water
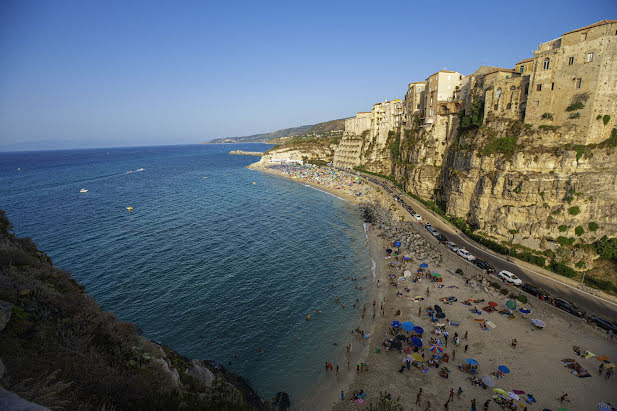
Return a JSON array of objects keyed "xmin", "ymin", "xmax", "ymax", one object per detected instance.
[{"xmin": 0, "ymin": 144, "xmax": 372, "ymax": 402}]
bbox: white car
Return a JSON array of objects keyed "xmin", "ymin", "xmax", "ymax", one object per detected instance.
[
  {"xmin": 413, "ymin": 214, "xmax": 422, "ymax": 221},
  {"xmin": 457, "ymin": 248, "xmax": 475, "ymax": 261},
  {"xmin": 498, "ymin": 270, "xmax": 522, "ymax": 286},
  {"xmin": 447, "ymin": 242, "xmax": 459, "ymax": 253}
]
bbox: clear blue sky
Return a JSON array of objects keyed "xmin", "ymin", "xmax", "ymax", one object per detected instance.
[{"xmin": 0, "ymin": 0, "xmax": 614, "ymax": 150}]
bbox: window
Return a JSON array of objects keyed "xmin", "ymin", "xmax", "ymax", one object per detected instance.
[
  {"xmin": 543, "ymin": 58, "xmax": 550, "ymax": 70},
  {"xmin": 586, "ymin": 52, "xmax": 594, "ymax": 62},
  {"xmin": 417, "ymin": 86, "xmax": 422, "ymax": 91},
  {"xmin": 519, "ymin": 65, "xmax": 524, "ymax": 73},
  {"xmin": 524, "ymin": 84, "xmax": 529, "ymax": 95},
  {"xmin": 576, "ymin": 78, "xmax": 582, "ymax": 89},
  {"xmin": 551, "ymin": 82, "xmax": 555, "ymax": 90},
  {"xmin": 536, "ymin": 84, "xmax": 542, "ymax": 91},
  {"xmin": 581, "ymin": 32, "xmax": 587, "ymax": 41},
  {"xmin": 568, "ymin": 56, "xmax": 574, "ymax": 65},
  {"xmin": 416, "ymin": 104, "xmax": 420, "ymax": 109}
]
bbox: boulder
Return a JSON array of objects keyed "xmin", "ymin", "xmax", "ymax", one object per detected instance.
[{"xmin": 188, "ymin": 359, "xmax": 215, "ymax": 387}]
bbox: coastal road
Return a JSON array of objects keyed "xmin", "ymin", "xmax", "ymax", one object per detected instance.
[{"xmin": 355, "ymin": 172, "xmax": 617, "ymax": 323}]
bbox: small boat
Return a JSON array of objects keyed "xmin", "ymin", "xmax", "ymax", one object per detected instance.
[
  {"xmin": 80, "ymin": 188, "xmax": 88, "ymax": 193},
  {"xmin": 136, "ymin": 168, "xmax": 145, "ymax": 172},
  {"xmin": 253, "ymin": 182, "xmax": 257, "ymax": 185},
  {"xmin": 126, "ymin": 207, "xmax": 133, "ymax": 212}
]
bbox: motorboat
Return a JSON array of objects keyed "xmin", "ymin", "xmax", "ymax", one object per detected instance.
[{"xmin": 80, "ymin": 188, "xmax": 88, "ymax": 193}]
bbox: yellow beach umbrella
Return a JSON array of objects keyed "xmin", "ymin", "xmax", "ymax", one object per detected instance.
[
  {"xmin": 411, "ymin": 353, "xmax": 423, "ymax": 362},
  {"xmin": 493, "ymin": 388, "xmax": 507, "ymax": 395}
]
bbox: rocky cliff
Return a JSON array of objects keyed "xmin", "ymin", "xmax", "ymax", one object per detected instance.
[
  {"xmin": 255, "ymin": 137, "xmax": 339, "ymax": 165},
  {"xmin": 0, "ymin": 210, "xmax": 264, "ymax": 410}
]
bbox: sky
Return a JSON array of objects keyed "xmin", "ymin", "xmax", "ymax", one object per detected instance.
[{"xmin": 0, "ymin": 0, "xmax": 615, "ymax": 150}]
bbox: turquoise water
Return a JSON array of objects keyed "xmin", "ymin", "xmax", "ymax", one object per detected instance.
[{"xmin": 0, "ymin": 144, "xmax": 372, "ymax": 403}]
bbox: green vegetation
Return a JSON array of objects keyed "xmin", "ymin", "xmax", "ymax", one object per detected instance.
[
  {"xmin": 478, "ymin": 136, "xmax": 519, "ymax": 159},
  {"xmin": 575, "ymin": 225, "xmax": 584, "ymax": 236},
  {"xmin": 603, "ymin": 115, "xmax": 611, "ymax": 125},
  {"xmin": 541, "ymin": 113, "xmax": 554, "ymax": 120},
  {"xmin": 568, "ymin": 206, "xmax": 581, "ymax": 215},
  {"xmin": 597, "ymin": 114, "xmax": 603, "ymax": 120},
  {"xmin": 549, "ymin": 260, "xmax": 577, "ymax": 278},
  {"xmin": 584, "ymin": 275, "xmax": 617, "ymax": 293},
  {"xmin": 575, "ymin": 261, "xmax": 586, "ymax": 269},
  {"xmin": 594, "ymin": 236, "xmax": 617, "ymax": 261},
  {"xmin": 558, "ymin": 225, "xmax": 569, "ymax": 232},
  {"xmin": 566, "ymin": 102, "xmax": 585, "ymax": 111},
  {"xmin": 598, "ymin": 128, "xmax": 617, "ymax": 149},
  {"xmin": 588, "ymin": 222, "xmax": 599, "ymax": 232},
  {"xmin": 388, "ymin": 131, "xmax": 401, "ymax": 158},
  {"xmin": 569, "ymin": 112, "xmax": 581, "ymax": 119},
  {"xmin": 539, "ymin": 124, "xmax": 560, "ymax": 131},
  {"xmin": 557, "ymin": 236, "xmax": 576, "ymax": 246},
  {"xmin": 459, "ymin": 99, "xmax": 484, "ymax": 131}
]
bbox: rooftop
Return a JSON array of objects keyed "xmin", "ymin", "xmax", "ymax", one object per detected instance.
[
  {"xmin": 515, "ymin": 58, "xmax": 534, "ymax": 64},
  {"xmin": 563, "ymin": 20, "xmax": 617, "ymax": 35}
]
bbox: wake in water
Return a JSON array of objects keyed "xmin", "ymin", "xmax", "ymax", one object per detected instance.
[{"xmin": 303, "ymin": 184, "xmax": 347, "ymax": 202}]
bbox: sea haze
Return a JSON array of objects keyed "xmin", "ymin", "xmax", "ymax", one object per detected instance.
[{"xmin": 0, "ymin": 144, "xmax": 372, "ymax": 401}]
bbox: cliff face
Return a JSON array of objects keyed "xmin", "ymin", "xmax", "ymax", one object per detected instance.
[
  {"xmin": 0, "ymin": 211, "xmax": 263, "ymax": 410},
  {"xmin": 256, "ymin": 138, "xmax": 339, "ymax": 165},
  {"xmin": 333, "ymin": 117, "xmax": 617, "ymax": 268}
]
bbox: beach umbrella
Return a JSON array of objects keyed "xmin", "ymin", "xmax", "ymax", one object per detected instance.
[
  {"xmin": 395, "ymin": 241, "xmax": 401, "ymax": 247},
  {"xmin": 435, "ymin": 323, "xmax": 446, "ymax": 327},
  {"xmin": 508, "ymin": 392, "xmax": 520, "ymax": 400},
  {"xmin": 436, "ymin": 312, "xmax": 446, "ymax": 318},
  {"xmin": 396, "ymin": 334, "xmax": 407, "ymax": 341},
  {"xmin": 420, "ymin": 263, "xmax": 429, "ymax": 268},
  {"xmin": 519, "ymin": 307, "xmax": 532, "ymax": 314},
  {"xmin": 604, "ymin": 363, "xmax": 616, "ymax": 369},
  {"xmin": 531, "ymin": 319, "xmax": 546, "ymax": 328},
  {"xmin": 402, "ymin": 321, "xmax": 415, "ymax": 332},
  {"xmin": 402, "ymin": 357, "xmax": 412, "ymax": 363},
  {"xmin": 434, "ymin": 304, "xmax": 442, "ymax": 312},
  {"xmin": 488, "ymin": 301, "xmax": 498, "ymax": 307},
  {"xmin": 466, "ymin": 358, "xmax": 479, "ymax": 366},
  {"xmin": 403, "ymin": 256, "xmax": 411, "ymax": 261},
  {"xmin": 413, "ymin": 326, "xmax": 424, "ymax": 334},
  {"xmin": 481, "ymin": 375, "xmax": 496, "ymax": 387},
  {"xmin": 498, "ymin": 365, "xmax": 510, "ymax": 374},
  {"xmin": 391, "ymin": 321, "xmax": 401, "ymax": 328},
  {"xmin": 596, "ymin": 355, "xmax": 611, "ymax": 362},
  {"xmin": 493, "ymin": 388, "xmax": 507, "ymax": 395},
  {"xmin": 431, "ymin": 272, "xmax": 442, "ymax": 278},
  {"xmin": 411, "ymin": 337, "xmax": 423, "ymax": 347},
  {"xmin": 430, "ymin": 344, "xmax": 444, "ymax": 353},
  {"xmin": 386, "ymin": 248, "xmax": 392, "ymax": 254},
  {"xmin": 506, "ymin": 300, "xmax": 517, "ymax": 310},
  {"xmin": 404, "ymin": 270, "xmax": 412, "ymax": 277},
  {"xmin": 412, "ymin": 353, "xmax": 423, "ymax": 362}
]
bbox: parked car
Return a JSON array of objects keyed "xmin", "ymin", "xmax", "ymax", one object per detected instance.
[
  {"xmin": 424, "ymin": 222, "xmax": 432, "ymax": 229},
  {"xmin": 521, "ymin": 282, "xmax": 550, "ymax": 300},
  {"xmin": 447, "ymin": 242, "xmax": 459, "ymax": 252},
  {"xmin": 554, "ymin": 298, "xmax": 585, "ymax": 318},
  {"xmin": 457, "ymin": 249, "xmax": 476, "ymax": 261},
  {"xmin": 497, "ymin": 270, "xmax": 522, "ymax": 286},
  {"xmin": 472, "ymin": 258, "xmax": 495, "ymax": 273},
  {"xmin": 428, "ymin": 227, "xmax": 439, "ymax": 237},
  {"xmin": 412, "ymin": 214, "xmax": 423, "ymax": 221},
  {"xmin": 589, "ymin": 316, "xmax": 617, "ymax": 333},
  {"xmin": 436, "ymin": 234, "xmax": 448, "ymax": 244}
]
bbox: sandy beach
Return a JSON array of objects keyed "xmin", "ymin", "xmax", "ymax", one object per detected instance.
[{"xmin": 250, "ymin": 163, "xmax": 617, "ymax": 410}]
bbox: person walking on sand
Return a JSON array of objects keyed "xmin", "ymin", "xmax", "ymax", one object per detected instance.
[
  {"xmin": 483, "ymin": 399, "xmax": 490, "ymax": 410},
  {"xmin": 425, "ymin": 400, "xmax": 431, "ymax": 411},
  {"xmin": 471, "ymin": 398, "xmax": 477, "ymax": 411},
  {"xmin": 463, "ymin": 331, "xmax": 468, "ymax": 340},
  {"xmin": 416, "ymin": 388, "xmax": 423, "ymax": 404},
  {"xmin": 340, "ymin": 391, "xmax": 344, "ymax": 400},
  {"xmin": 452, "ymin": 350, "xmax": 456, "ymax": 360},
  {"xmin": 464, "ymin": 344, "xmax": 469, "ymax": 353},
  {"xmin": 419, "ymin": 306, "xmax": 422, "ymax": 316},
  {"xmin": 457, "ymin": 387, "xmax": 463, "ymax": 398},
  {"xmin": 444, "ymin": 400, "xmax": 449, "ymax": 410},
  {"xmin": 325, "ymin": 361, "xmax": 329, "ymax": 372},
  {"xmin": 560, "ymin": 393, "xmax": 569, "ymax": 402},
  {"xmin": 449, "ymin": 388, "xmax": 454, "ymax": 401},
  {"xmin": 336, "ymin": 365, "xmax": 339, "ymax": 375},
  {"xmin": 599, "ymin": 362, "xmax": 604, "ymax": 375},
  {"xmin": 511, "ymin": 338, "xmax": 517, "ymax": 348}
]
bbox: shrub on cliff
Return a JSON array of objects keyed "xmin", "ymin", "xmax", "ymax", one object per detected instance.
[
  {"xmin": 594, "ymin": 236, "xmax": 617, "ymax": 262},
  {"xmin": 477, "ymin": 136, "xmax": 519, "ymax": 159}
]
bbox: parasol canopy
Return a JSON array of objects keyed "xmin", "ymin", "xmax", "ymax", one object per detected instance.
[
  {"xmin": 498, "ymin": 365, "xmax": 510, "ymax": 374},
  {"xmin": 402, "ymin": 321, "xmax": 415, "ymax": 331},
  {"xmin": 531, "ymin": 319, "xmax": 546, "ymax": 328}
]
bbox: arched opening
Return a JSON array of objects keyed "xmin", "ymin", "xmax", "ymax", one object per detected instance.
[
  {"xmin": 494, "ymin": 88, "xmax": 502, "ymax": 110},
  {"xmin": 543, "ymin": 58, "xmax": 550, "ymax": 70}
]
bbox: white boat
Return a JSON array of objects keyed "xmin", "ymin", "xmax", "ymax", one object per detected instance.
[
  {"xmin": 80, "ymin": 188, "xmax": 88, "ymax": 193},
  {"xmin": 136, "ymin": 168, "xmax": 145, "ymax": 172}
]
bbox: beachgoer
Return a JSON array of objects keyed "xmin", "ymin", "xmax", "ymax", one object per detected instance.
[
  {"xmin": 449, "ymin": 388, "xmax": 454, "ymax": 401},
  {"xmin": 452, "ymin": 350, "xmax": 456, "ymax": 360},
  {"xmin": 511, "ymin": 338, "xmax": 517, "ymax": 348},
  {"xmin": 464, "ymin": 344, "xmax": 468, "ymax": 353},
  {"xmin": 416, "ymin": 388, "xmax": 423, "ymax": 404},
  {"xmin": 328, "ymin": 362, "xmax": 333, "ymax": 371},
  {"xmin": 599, "ymin": 362, "xmax": 604, "ymax": 375},
  {"xmin": 444, "ymin": 400, "xmax": 449, "ymax": 410},
  {"xmin": 336, "ymin": 365, "xmax": 339, "ymax": 375},
  {"xmin": 399, "ymin": 364, "xmax": 405, "ymax": 373},
  {"xmin": 483, "ymin": 399, "xmax": 490, "ymax": 410},
  {"xmin": 560, "ymin": 393, "xmax": 569, "ymax": 402},
  {"xmin": 457, "ymin": 387, "xmax": 463, "ymax": 398},
  {"xmin": 427, "ymin": 287, "xmax": 430, "ymax": 296},
  {"xmin": 341, "ymin": 391, "xmax": 344, "ymax": 400},
  {"xmin": 325, "ymin": 361, "xmax": 329, "ymax": 372},
  {"xmin": 425, "ymin": 400, "xmax": 431, "ymax": 411},
  {"xmin": 471, "ymin": 398, "xmax": 476, "ymax": 411},
  {"xmin": 463, "ymin": 331, "xmax": 468, "ymax": 340},
  {"xmin": 419, "ymin": 307, "xmax": 422, "ymax": 316}
]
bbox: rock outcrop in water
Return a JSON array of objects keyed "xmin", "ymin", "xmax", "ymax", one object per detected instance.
[{"xmin": 0, "ymin": 210, "xmax": 264, "ymax": 410}]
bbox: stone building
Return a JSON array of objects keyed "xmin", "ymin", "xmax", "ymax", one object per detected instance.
[
  {"xmin": 483, "ymin": 68, "xmax": 530, "ymax": 121},
  {"xmin": 343, "ymin": 112, "xmax": 372, "ymax": 136},
  {"xmin": 524, "ymin": 20, "xmax": 617, "ymax": 144},
  {"xmin": 402, "ymin": 81, "xmax": 425, "ymax": 128},
  {"xmin": 423, "ymin": 70, "xmax": 464, "ymax": 124},
  {"xmin": 515, "ymin": 58, "xmax": 534, "ymax": 75}
]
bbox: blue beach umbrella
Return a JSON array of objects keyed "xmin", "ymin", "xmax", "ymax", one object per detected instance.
[
  {"xmin": 498, "ymin": 365, "xmax": 510, "ymax": 374},
  {"xmin": 386, "ymin": 248, "xmax": 393, "ymax": 254},
  {"xmin": 519, "ymin": 307, "xmax": 531, "ymax": 314},
  {"xmin": 402, "ymin": 321, "xmax": 415, "ymax": 331},
  {"xmin": 420, "ymin": 263, "xmax": 429, "ymax": 268},
  {"xmin": 394, "ymin": 241, "xmax": 401, "ymax": 247},
  {"xmin": 413, "ymin": 326, "xmax": 424, "ymax": 334},
  {"xmin": 411, "ymin": 337, "xmax": 423, "ymax": 347},
  {"xmin": 391, "ymin": 321, "xmax": 401, "ymax": 328},
  {"xmin": 466, "ymin": 358, "xmax": 479, "ymax": 366},
  {"xmin": 403, "ymin": 256, "xmax": 411, "ymax": 261}
]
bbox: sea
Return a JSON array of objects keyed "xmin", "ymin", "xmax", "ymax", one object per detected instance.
[{"xmin": 0, "ymin": 144, "xmax": 373, "ymax": 405}]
